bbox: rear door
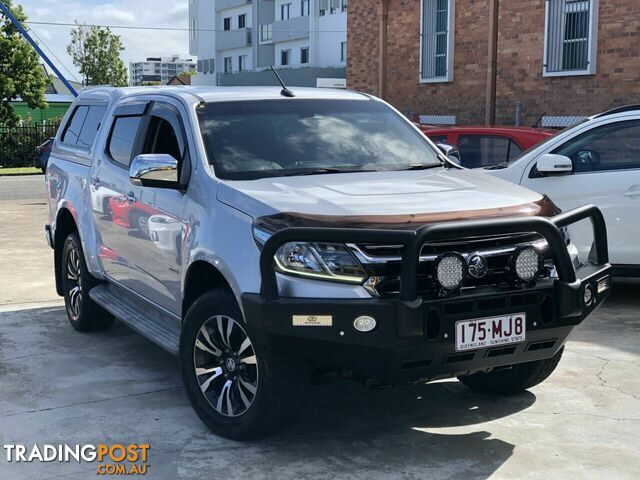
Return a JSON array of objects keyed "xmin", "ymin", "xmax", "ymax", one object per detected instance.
[
  {"xmin": 91, "ymin": 101, "xmax": 149, "ymax": 285},
  {"xmin": 521, "ymin": 119, "xmax": 640, "ymax": 265}
]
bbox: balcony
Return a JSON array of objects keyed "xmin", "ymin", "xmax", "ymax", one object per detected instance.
[
  {"xmin": 266, "ymin": 15, "xmax": 309, "ymax": 43},
  {"xmin": 216, "ymin": 28, "xmax": 252, "ymax": 50},
  {"xmin": 215, "ymin": 0, "xmax": 252, "ymax": 11}
]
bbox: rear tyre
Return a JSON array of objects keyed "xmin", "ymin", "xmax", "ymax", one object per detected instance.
[
  {"xmin": 458, "ymin": 347, "xmax": 564, "ymax": 395},
  {"xmin": 61, "ymin": 233, "xmax": 114, "ymax": 331},
  {"xmin": 180, "ymin": 289, "xmax": 308, "ymax": 440}
]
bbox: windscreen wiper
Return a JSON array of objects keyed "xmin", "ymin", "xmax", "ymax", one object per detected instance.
[
  {"xmin": 398, "ymin": 163, "xmax": 444, "ymax": 171},
  {"xmin": 285, "ymin": 168, "xmax": 376, "ymax": 177}
]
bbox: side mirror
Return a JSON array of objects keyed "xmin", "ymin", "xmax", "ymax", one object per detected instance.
[
  {"xmin": 436, "ymin": 143, "xmax": 461, "ymax": 165},
  {"xmin": 129, "ymin": 154, "xmax": 179, "ymax": 188},
  {"xmin": 535, "ymin": 153, "xmax": 573, "ymax": 176}
]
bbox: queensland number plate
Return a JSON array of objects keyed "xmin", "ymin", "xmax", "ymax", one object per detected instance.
[{"xmin": 455, "ymin": 313, "xmax": 526, "ymax": 352}]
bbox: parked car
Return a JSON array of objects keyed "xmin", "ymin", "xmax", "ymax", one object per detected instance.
[
  {"xmin": 486, "ymin": 106, "xmax": 640, "ymax": 276},
  {"xmin": 419, "ymin": 126, "xmax": 554, "ymax": 168},
  {"xmin": 35, "ymin": 138, "xmax": 53, "ymax": 172},
  {"xmin": 44, "ymin": 86, "xmax": 610, "ymax": 440}
]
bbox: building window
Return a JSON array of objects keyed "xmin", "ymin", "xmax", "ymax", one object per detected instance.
[
  {"xmin": 203, "ymin": 59, "xmax": 209, "ymax": 75},
  {"xmin": 190, "ymin": 19, "xmax": 197, "ymax": 40},
  {"xmin": 301, "ymin": 47, "xmax": 309, "ymax": 64},
  {"xmin": 260, "ymin": 24, "xmax": 272, "ymax": 42},
  {"xmin": 301, "ymin": 0, "xmax": 310, "ymax": 16},
  {"xmin": 319, "ymin": 0, "xmax": 327, "ymax": 16},
  {"xmin": 341, "ymin": 0, "xmax": 348, "ymax": 12},
  {"xmin": 420, "ymin": 0, "xmax": 455, "ymax": 83},
  {"xmin": 340, "ymin": 41, "xmax": 346, "ymax": 62},
  {"xmin": 281, "ymin": 49, "xmax": 290, "ymax": 66},
  {"xmin": 224, "ymin": 57, "xmax": 232, "ymax": 74},
  {"xmin": 238, "ymin": 14, "xmax": 246, "ymax": 29},
  {"xmin": 209, "ymin": 59, "xmax": 215, "ymax": 74},
  {"xmin": 281, "ymin": 2, "xmax": 291, "ymax": 20},
  {"xmin": 330, "ymin": 0, "xmax": 339, "ymax": 14},
  {"xmin": 197, "ymin": 60, "xmax": 203, "ymax": 73},
  {"xmin": 223, "ymin": 17, "xmax": 231, "ymax": 31},
  {"xmin": 544, "ymin": 0, "xmax": 597, "ymax": 76},
  {"xmin": 238, "ymin": 55, "xmax": 247, "ymax": 72}
]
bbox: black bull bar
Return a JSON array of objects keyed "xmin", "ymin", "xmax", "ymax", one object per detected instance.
[{"xmin": 259, "ymin": 204, "xmax": 609, "ymax": 302}]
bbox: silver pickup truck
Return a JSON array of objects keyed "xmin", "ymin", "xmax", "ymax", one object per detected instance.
[{"xmin": 44, "ymin": 86, "xmax": 611, "ymax": 439}]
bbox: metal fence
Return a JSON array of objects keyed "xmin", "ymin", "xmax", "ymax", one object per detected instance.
[{"xmin": 0, "ymin": 122, "xmax": 60, "ymax": 168}]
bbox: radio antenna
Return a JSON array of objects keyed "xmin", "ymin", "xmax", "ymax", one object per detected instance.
[{"xmin": 270, "ymin": 66, "xmax": 295, "ymax": 98}]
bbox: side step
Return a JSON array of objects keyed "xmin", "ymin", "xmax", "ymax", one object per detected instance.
[{"xmin": 89, "ymin": 283, "xmax": 181, "ymax": 355}]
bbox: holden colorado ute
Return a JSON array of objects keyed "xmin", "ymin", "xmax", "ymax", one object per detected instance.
[{"xmin": 44, "ymin": 86, "xmax": 611, "ymax": 439}]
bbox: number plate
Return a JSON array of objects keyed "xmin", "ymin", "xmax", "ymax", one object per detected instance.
[{"xmin": 455, "ymin": 313, "xmax": 526, "ymax": 352}]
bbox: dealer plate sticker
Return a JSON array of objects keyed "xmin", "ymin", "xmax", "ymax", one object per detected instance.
[
  {"xmin": 292, "ymin": 315, "xmax": 333, "ymax": 327},
  {"xmin": 455, "ymin": 313, "xmax": 526, "ymax": 352}
]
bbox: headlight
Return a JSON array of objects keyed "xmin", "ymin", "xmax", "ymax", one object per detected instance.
[
  {"xmin": 275, "ymin": 242, "xmax": 367, "ymax": 283},
  {"xmin": 252, "ymin": 224, "xmax": 367, "ymax": 284}
]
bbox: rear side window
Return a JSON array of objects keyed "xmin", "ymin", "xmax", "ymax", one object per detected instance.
[
  {"xmin": 61, "ymin": 105, "xmax": 106, "ymax": 149},
  {"xmin": 107, "ymin": 116, "xmax": 143, "ymax": 166},
  {"xmin": 61, "ymin": 106, "xmax": 88, "ymax": 145}
]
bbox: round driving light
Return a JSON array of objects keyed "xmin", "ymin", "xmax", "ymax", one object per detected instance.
[
  {"xmin": 583, "ymin": 284, "xmax": 594, "ymax": 306},
  {"xmin": 434, "ymin": 253, "xmax": 466, "ymax": 290},
  {"xmin": 513, "ymin": 247, "xmax": 541, "ymax": 282},
  {"xmin": 353, "ymin": 315, "xmax": 377, "ymax": 333}
]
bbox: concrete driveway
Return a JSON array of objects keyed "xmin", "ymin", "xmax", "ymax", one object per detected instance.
[{"xmin": 1, "ymin": 176, "xmax": 639, "ymax": 479}]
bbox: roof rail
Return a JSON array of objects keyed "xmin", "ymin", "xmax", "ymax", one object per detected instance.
[{"xmin": 593, "ymin": 104, "xmax": 640, "ymax": 118}]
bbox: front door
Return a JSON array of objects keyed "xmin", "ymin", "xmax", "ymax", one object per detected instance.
[
  {"xmin": 117, "ymin": 101, "xmax": 191, "ymax": 314},
  {"xmin": 521, "ymin": 119, "xmax": 640, "ymax": 266}
]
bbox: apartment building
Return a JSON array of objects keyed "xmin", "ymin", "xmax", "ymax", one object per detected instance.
[
  {"xmin": 129, "ymin": 56, "xmax": 197, "ymax": 86},
  {"xmin": 189, "ymin": 0, "xmax": 348, "ymax": 86},
  {"xmin": 348, "ymin": 0, "xmax": 640, "ymax": 126}
]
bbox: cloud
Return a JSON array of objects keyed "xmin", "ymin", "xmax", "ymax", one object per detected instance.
[{"xmin": 17, "ymin": 0, "xmax": 191, "ymax": 84}]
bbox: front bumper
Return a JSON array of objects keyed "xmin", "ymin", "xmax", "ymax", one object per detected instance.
[{"xmin": 243, "ymin": 205, "xmax": 612, "ymax": 383}]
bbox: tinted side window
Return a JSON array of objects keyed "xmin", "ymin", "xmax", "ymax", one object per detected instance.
[
  {"xmin": 458, "ymin": 135, "xmax": 510, "ymax": 167},
  {"xmin": 76, "ymin": 106, "xmax": 107, "ymax": 149},
  {"xmin": 107, "ymin": 116, "xmax": 142, "ymax": 166},
  {"xmin": 61, "ymin": 106, "xmax": 89, "ymax": 145},
  {"xmin": 553, "ymin": 120, "xmax": 640, "ymax": 173},
  {"xmin": 142, "ymin": 116, "xmax": 183, "ymax": 160},
  {"xmin": 428, "ymin": 135, "xmax": 449, "ymax": 144}
]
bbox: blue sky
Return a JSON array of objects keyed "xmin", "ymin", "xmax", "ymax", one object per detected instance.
[{"xmin": 16, "ymin": 0, "xmax": 191, "ymax": 83}]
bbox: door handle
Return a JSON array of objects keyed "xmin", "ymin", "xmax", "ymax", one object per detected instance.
[{"xmin": 126, "ymin": 192, "xmax": 136, "ymax": 203}]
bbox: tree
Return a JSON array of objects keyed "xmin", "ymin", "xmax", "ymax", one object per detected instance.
[
  {"xmin": 67, "ymin": 22, "xmax": 128, "ymax": 87},
  {"xmin": 0, "ymin": 0, "xmax": 47, "ymax": 126}
]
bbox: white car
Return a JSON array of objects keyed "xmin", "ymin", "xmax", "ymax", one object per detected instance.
[{"xmin": 486, "ymin": 106, "xmax": 640, "ymax": 276}]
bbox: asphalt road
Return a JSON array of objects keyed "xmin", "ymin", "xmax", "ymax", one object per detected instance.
[
  {"xmin": 0, "ymin": 176, "xmax": 638, "ymax": 479},
  {"xmin": 0, "ymin": 174, "xmax": 47, "ymax": 201}
]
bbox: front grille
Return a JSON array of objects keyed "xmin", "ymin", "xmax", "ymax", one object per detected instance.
[{"xmin": 349, "ymin": 233, "xmax": 551, "ymax": 297}]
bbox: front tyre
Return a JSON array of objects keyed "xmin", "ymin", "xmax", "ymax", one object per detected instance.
[
  {"xmin": 61, "ymin": 233, "xmax": 114, "ymax": 331},
  {"xmin": 458, "ymin": 347, "xmax": 564, "ymax": 395},
  {"xmin": 180, "ymin": 289, "xmax": 308, "ymax": 440}
]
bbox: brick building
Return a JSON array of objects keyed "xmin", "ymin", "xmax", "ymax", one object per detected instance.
[{"xmin": 347, "ymin": 0, "xmax": 640, "ymax": 126}]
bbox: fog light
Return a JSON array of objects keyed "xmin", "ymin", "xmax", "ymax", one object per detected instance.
[
  {"xmin": 583, "ymin": 284, "xmax": 594, "ymax": 306},
  {"xmin": 434, "ymin": 253, "xmax": 466, "ymax": 290},
  {"xmin": 353, "ymin": 315, "xmax": 377, "ymax": 332},
  {"xmin": 513, "ymin": 247, "xmax": 541, "ymax": 282}
]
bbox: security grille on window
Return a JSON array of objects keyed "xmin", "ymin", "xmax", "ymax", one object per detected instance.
[
  {"xmin": 301, "ymin": 47, "xmax": 309, "ymax": 64},
  {"xmin": 420, "ymin": 0, "xmax": 454, "ymax": 82},
  {"xmin": 544, "ymin": 0, "xmax": 597, "ymax": 75}
]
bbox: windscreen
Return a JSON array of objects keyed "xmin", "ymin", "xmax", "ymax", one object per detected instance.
[{"xmin": 197, "ymin": 99, "xmax": 442, "ymax": 180}]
